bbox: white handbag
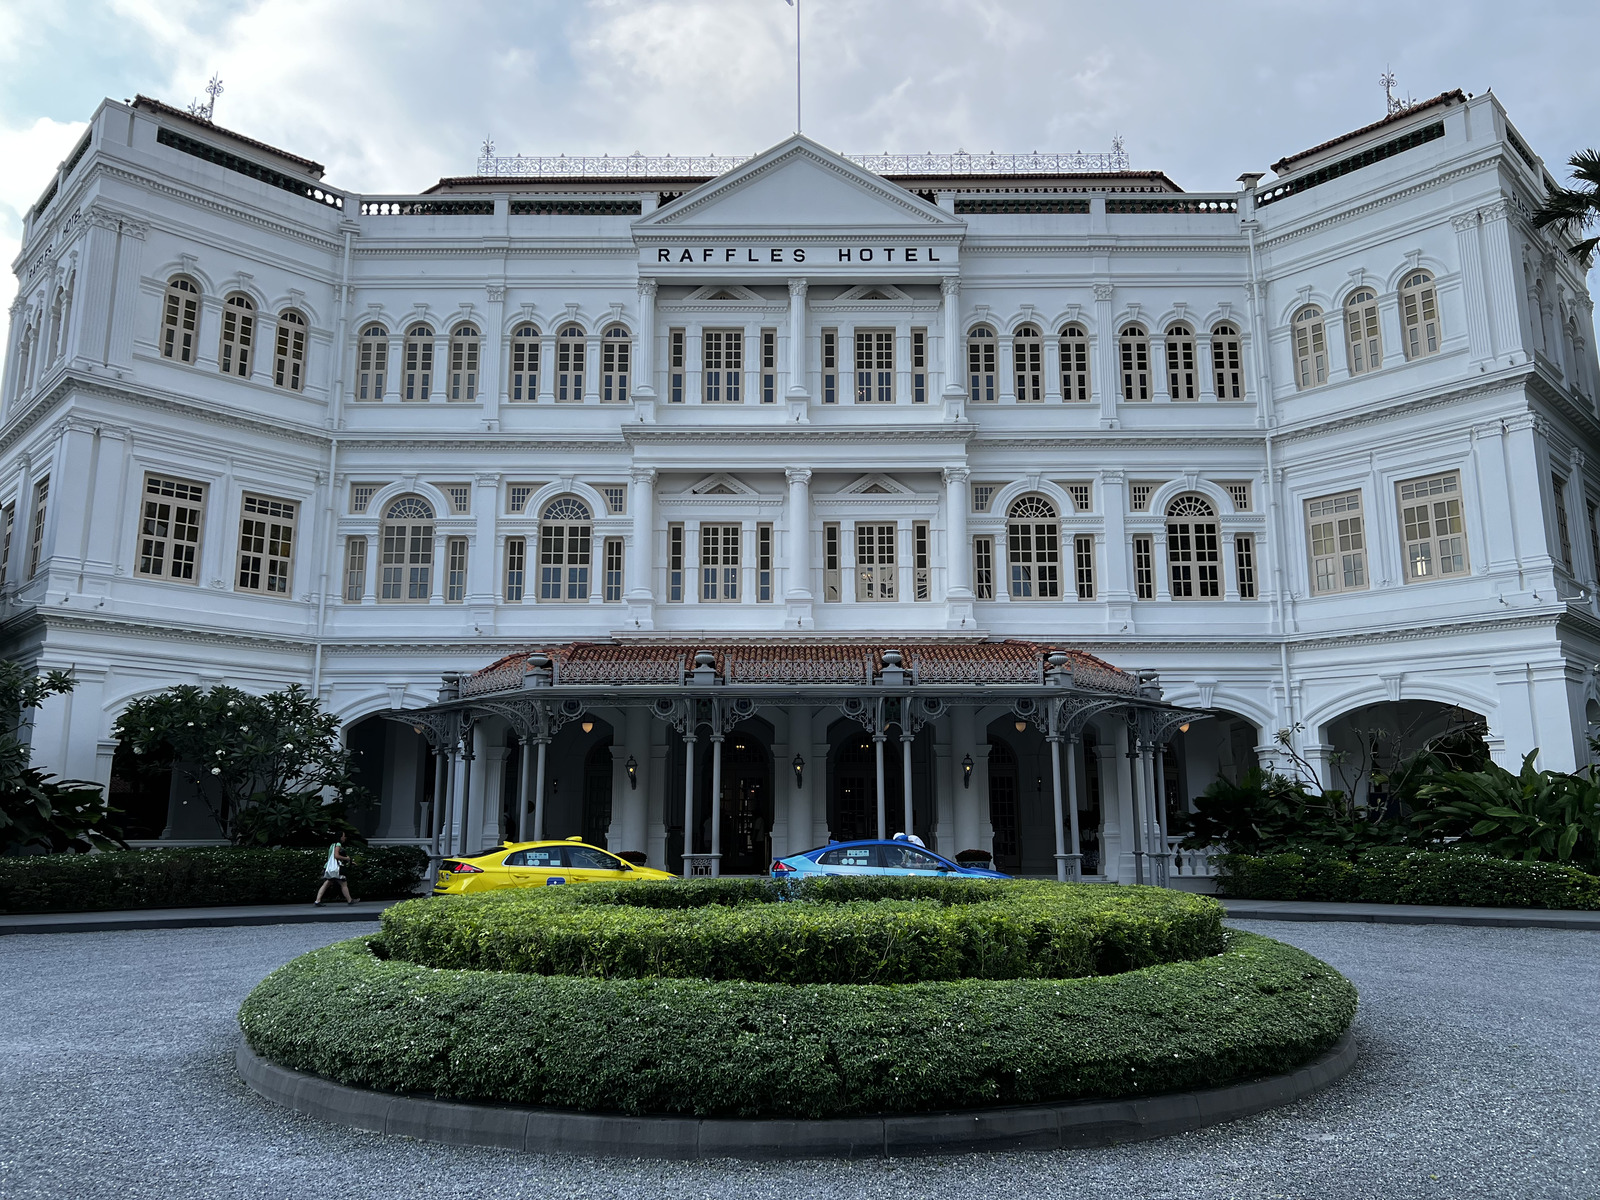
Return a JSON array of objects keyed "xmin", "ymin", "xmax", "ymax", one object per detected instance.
[{"xmin": 323, "ymin": 847, "xmax": 342, "ymax": 879}]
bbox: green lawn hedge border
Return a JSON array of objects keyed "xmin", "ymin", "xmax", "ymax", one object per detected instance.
[
  {"xmin": 381, "ymin": 878, "xmax": 1225, "ymax": 984},
  {"xmin": 1218, "ymin": 847, "xmax": 1600, "ymax": 910},
  {"xmin": 0, "ymin": 845, "xmax": 430, "ymax": 914},
  {"xmin": 239, "ymin": 929, "xmax": 1356, "ymax": 1119}
]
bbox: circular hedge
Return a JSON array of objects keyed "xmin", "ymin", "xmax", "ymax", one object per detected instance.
[
  {"xmin": 240, "ymin": 879, "xmax": 1358, "ymax": 1119},
  {"xmin": 377, "ymin": 877, "xmax": 1226, "ymax": 983}
]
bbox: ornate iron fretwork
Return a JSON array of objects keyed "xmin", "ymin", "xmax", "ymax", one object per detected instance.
[{"xmin": 472, "ymin": 147, "xmax": 1132, "ymax": 179}]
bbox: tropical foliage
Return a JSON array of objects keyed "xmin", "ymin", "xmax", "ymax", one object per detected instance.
[
  {"xmin": 113, "ymin": 683, "xmax": 367, "ymax": 845},
  {"xmin": 1412, "ymin": 751, "xmax": 1600, "ymax": 872},
  {"xmin": 0, "ymin": 661, "xmax": 123, "ymax": 855},
  {"xmin": 1533, "ymin": 149, "xmax": 1600, "ymax": 267}
]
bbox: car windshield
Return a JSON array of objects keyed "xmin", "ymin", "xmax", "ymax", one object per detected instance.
[
  {"xmin": 566, "ymin": 845, "xmax": 621, "ymax": 870},
  {"xmin": 880, "ymin": 845, "xmax": 947, "ymax": 870}
]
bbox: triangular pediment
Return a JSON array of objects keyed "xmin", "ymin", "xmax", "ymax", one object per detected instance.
[
  {"xmin": 833, "ymin": 284, "xmax": 913, "ymax": 303},
  {"xmin": 686, "ymin": 473, "xmax": 758, "ymax": 496},
  {"xmin": 638, "ymin": 136, "xmax": 963, "ymax": 231},
  {"xmin": 683, "ymin": 284, "xmax": 765, "ymax": 304},
  {"xmin": 842, "ymin": 473, "xmax": 914, "ymax": 496}
]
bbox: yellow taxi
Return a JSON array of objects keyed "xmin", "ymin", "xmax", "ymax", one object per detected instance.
[{"xmin": 432, "ymin": 836, "xmax": 675, "ymax": 895}]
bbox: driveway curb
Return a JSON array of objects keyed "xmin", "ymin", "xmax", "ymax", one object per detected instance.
[
  {"xmin": 1219, "ymin": 899, "xmax": 1600, "ymax": 930},
  {"xmin": 236, "ymin": 1032, "xmax": 1357, "ymax": 1159},
  {"xmin": 0, "ymin": 903, "xmax": 398, "ymax": 936}
]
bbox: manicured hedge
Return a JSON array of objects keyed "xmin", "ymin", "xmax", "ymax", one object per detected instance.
[
  {"xmin": 0, "ymin": 845, "xmax": 430, "ymax": 914},
  {"xmin": 380, "ymin": 878, "xmax": 1225, "ymax": 984},
  {"xmin": 1218, "ymin": 847, "xmax": 1600, "ymax": 910},
  {"xmin": 240, "ymin": 930, "xmax": 1355, "ymax": 1118}
]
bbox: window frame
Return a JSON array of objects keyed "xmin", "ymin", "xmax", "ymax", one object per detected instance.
[
  {"xmin": 1396, "ymin": 471, "xmax": 1468, "ymax": 583},
  {"xmin": 402, "ymin": 324, "xmax": 434, "ymax": 401},
  {"xmin": 135, "ymin": 474, "xmax": 204, "ymax": 584},
  {"xmin": 556, "ymin": 324, "xmax": 585, "ymax": 402},
  {"xmin": 601, "ymin": 324, "xmax": 631, "ymax": 404},
  {"xmin": 667, "ymin": 522, "xmax": 685, "ymax": 602},
  {"xmin": 603, "ymin": 536, "xmax": 624, "ymax": 601},
  {"xmin": 379, "ymin": 496, "xmax": 436, "ymax": 602},
  {"xmin": 1234, "ymin": 533, "xmax": 1257, "ymax": 600},
  {"xmin": 757, "ymin": 523, "xmax": 774, "ymax": 602},
  {"xmin": 702, "ymin": 328, "xmax": 744, "ymax": 404},
  {"xmin": 761, "ymin": 328, "xmax": 777, "ymax": 404},
  {"xmin": 1165, "ymin": 323, "xmax": 1196, "ymax": 400},
  {"xmin": 1211, "ymin": 322, "xmax": 1243, "ymax": 399},
  {"xmin": 973, "ymin": 535, "xmax": 995, "ymax": 600},
  {"xmin": 343, "ymin": 535, "xmax": 367, "ymax": 601},
  {"xmin": 235, "ymin": 493, "xmax": 296, "ymax": 596},
  {"xmin": 1305, "ymin": 491, "xmax": 1369, "ymax": 596},
  {"xmin": 218, "ymin": 293, "xmax": 255, "ymax": 378},
  {"xmin": 911, "ymin": 328, "xmax": 928, "ymax": 403},
  {"xmin": 967, "ymin": 326, "xmax": 997, "ymax": 403},
  {"xmin": 505, "ymin": 536, "xmax": 527, "ymax": 602},
  {"xmin": 444, "ymin": 537, "xmax": 468, "ymax": 602},
  {"xmin": 357, "ymin": 324, "xmax": 388, "ymax": 401},
  {"xmin": 1293, "ymin": 306, "xmax": 1327, "ymax": 390},
  {"xmin": 821, "ymin": 328, "xmax": 838, "ymax": 404},
  {"xmin": 913, "ymin": 521, "xmax": 930, "ymax": 601},
  {"xmin": 1074, "ymin": 534, "xmax": 1095, "ymax": 600},
  {"xmin": 1006, "ymin": 496, "xmax": 1061, "ymax": 600},
  {"xmin": 699, "ymin": 522, "xmax": 741, "ymax": 602},
  {"xmin": 1013, "ymin": 324, "xmax": 1043, "ymax": 402},
  {"xmin": 1399, "ymin": 271, "xmax": 1441, "ymax": 360},
  {"xmin": 273, "ymin": 310, "xmax": 307, "ymax": 392},
  {"xmin": 160, "ymin": 277, "xmax": 200, "ymax": 364},
  {"xmin": 823, "ymin": 522, "xmax": 841, "ymax": 601},
  {"xmin": 668, "ymin": 328, "xmax": 685, "ymax": 403},
  {"xmin": 854, "ymin": 329, "xmax": 894, "ymax": 403},
  {"xmin": 538, "ymin": 496, "xmax": 593, "ymax": 601},
  {"xmin": 447, "ymin": 323, "xmax": 480, "ymax": 402},
  {"xmin": 509, "ymin": 323, "xmax": 539, "ymax": 402},
  {"xmin": 1133, "ymin": 534, "xmax": 1154, "ymax": 600},
  {"xmin": 855, "ymin": 521, "xmax": 898, "ymax": 601},
  {"xmin": 1165, "ymin": 494, "xmax": 1221, "ymax": 600},
  {"xmin": 1060, "ymin": 324, "xmax": 1090, "ymax": 402},
  {"xmin": 1344, "ymin": 290, "xmax": 1382, "ymax": 375},
  {"xmin": 1119, "ymin": 325, "xmax": 1150, "ymax": 401}
]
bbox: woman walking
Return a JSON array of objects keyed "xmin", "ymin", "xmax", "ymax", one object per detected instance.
[{"xmin": 313, "ymin": 841, "xmax": 355, "ymax": 905}]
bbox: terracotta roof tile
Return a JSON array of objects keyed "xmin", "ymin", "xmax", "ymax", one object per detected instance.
[
  {"xmin": 1269, "ymin": 90, "xmax": 1466, "ymax": 175},
  {"xmin": 133, "ymin": 96, "xmax": 326, "ymax": 177}
]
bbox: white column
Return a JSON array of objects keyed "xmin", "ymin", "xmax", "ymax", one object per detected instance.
[
  {"xmin": 900, "ymin": 728, "xmax": 915, "ymax": 837},
  {"xmin": 531, "ymin": 737, "xmax": 549, "ymax": 840},
  {"xmin": 709, "ymin": 731, "xmax": 725, "ymax": 875},
  {"xmin": 787, "ymin": 279, "xmax": 809, "ymax": 396},
  {"xmin": 873, "ymin": 728, "xmax": 888, "ymax": 839},
  {"xmin": 1065, "ymin": 736, "xmax": 1083, "ymax": 879},
  {"xmin": 634, "ymin": 279, "xmax": 658, "ymax": 398},
  {"xmin": 941, "ymin": 277, "xmax": 963, "ymax": 410},
  {"xmin": 536, "ymin": 334, "xmax": 555, "ymax": 402},
  {"xmin": 516, "ymin": 736, "xmax": 534, "ymax": 841},
  {"xmin": 626, "ymin": 466, "xmax": 656, "ymax": 624},
  {"xmin": 785, "ymin": 466, "xmax": 813, "ymax": 628},
  {"xmin": 998, "ymin": 332, "xmax": 1016, "ymax": 403},
  {"xmin": 681, "ymin": 729, "xmax": 698, "ymax": 872},
  {"xmin": 1095, "ymin": 283, "xmax": 1117, "ymax": 421},
  {"xmin": 1049, "ymin": 731, "xmax": 1067, "ymax": 882},
  {"xmin": 1452, "ymin": 213, "xmax": 1494, "ymax": 367},
  {"xmin": 583, "ymin": 334, "xmax": 600, "ymax": 402}
]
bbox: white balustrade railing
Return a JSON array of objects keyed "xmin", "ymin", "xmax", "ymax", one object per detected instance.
[{"xmin": 1167, "ymin": 838, "xmax": 1223, "ymax": 877}]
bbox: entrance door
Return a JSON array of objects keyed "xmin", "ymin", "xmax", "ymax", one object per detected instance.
[
  {"xmin": 988, "ymin": 740, "xmax": 1020, "ymax": 872},
  {"xmin": 716, "ymin": 734, "xmax": 772, "ymax": 875},
  {"xmin": 829, "ymin": 733, "xmax": 905, "ymax": 842}
]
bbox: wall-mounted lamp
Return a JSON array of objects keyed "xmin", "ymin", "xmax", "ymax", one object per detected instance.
[
  {"xmin": 1014, "ymin": 719, "xmax": 1028, "ymax": 733},
  {"xmin": 581, "ymin": 719, "xmax": 595, "ymax": 734},
  {"xmin": 792, "ymin": 753, "xmax": 805, "ymax": 789},
  {"xmin": 625, "ymin": 755, "xmax": 638, "ymax": 789},
  {"xmin": 962, "ymin": 753, "xmax": 974, "ymax": 788},
  {"xmin": 1178, "ymin": 723, "xmax": 1190, "ymax": 734}
]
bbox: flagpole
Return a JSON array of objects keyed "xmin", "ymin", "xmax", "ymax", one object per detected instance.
[{"xmin": 794, "ymin": 0, "xmax": 802, "ymax": 133}]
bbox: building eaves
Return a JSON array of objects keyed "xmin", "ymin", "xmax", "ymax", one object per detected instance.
[
  {"xmin": 1269, "ymin": 90, "xmax": 1467, "ymax": 175},
  {"xmin": 132, "ymin": 95, "xmax": 326, "ymax": 179}
]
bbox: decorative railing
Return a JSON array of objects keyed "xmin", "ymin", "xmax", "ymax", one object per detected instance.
[
  {"xmin": 1070, "ymin": 662, "xmax": 1139, "ymax": 695},
  {"xmin": 1107, "ymin": 196, "xmax": 1237, "ymax": 214},
  {"xmin": 954, "ymin": 197, "xmax": 1091, "ymax": 215},
  {"xmin": 156, "ymin": 127, "xmax": 344, "ymax": 209},
  {"xmin": 359, "ymin": 198, "xmax": 494, "ymax": 217},
  {"xmin": 1167, "ymin": 838, "xmax": 1222, "ymax": 877},
  {"xmin": 1256, "ymin": 121, "xmax": 1444, "ymax": 206},
  {"xmin": 508, "ymin": 198, "xmax": 642, "ymax": 216},
  {"xmin": 473, "ymin": 147, "xmax": 1131, "ymax": 179},
  {"xmin": 460, "ymin": 661, "xmax": 524, "ymax": 697}
]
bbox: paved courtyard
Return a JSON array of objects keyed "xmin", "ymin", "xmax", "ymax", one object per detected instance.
[{"xmin": 0, "ymin": 918, "xmax": 1594, "ymax": 1200}]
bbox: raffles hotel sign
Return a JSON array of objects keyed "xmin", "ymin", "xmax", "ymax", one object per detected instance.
[{"xmin": 638, "ymin": 242, "xmax": 961, "ymax": 271}]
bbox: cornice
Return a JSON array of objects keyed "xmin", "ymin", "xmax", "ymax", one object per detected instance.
[
  {"xmin": 1272, "ymin": 370, "xmax": 1540, "ymax": 446},
  {"xmin": 961, "ymin": 242, "xmax": 1247, "ymax": 256},
  {"xmin": 355, "ymin": 245, "xmax": 638, "ymax": 259},
  {"xmin": 977, "ymin": 433, "xmax": 1265, "ymax": 450},
  {"xmin": 336, "ymin": 437, "xmax": 628, "ymax": 453},
  {"xmin": 99, "ymin": 162, "xmax": 343, "ymax": 255},
  {"xmin": 623, "ymin": 425, "xmax": 975, "ymax": 445},
  {"xmin": 1255, "ymin": 157, "xmax": 1494, "ymax": 251}
]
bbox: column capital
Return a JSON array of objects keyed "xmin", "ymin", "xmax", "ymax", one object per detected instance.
[
  {"xmin": 630, "ymin": 465, "xmax": 657, "ymax": 485},
  {"xmin": 787, "ymin": 278, "xmax": 808, "ymax": 297},
  {"xmin": 942, "ymin": 465, "xmax": 970, "ymax": 485},
  {"xmin": 940, "ymin": 276, "xmax": 960, "ymax": 298},
  {"xmin": 785, "ymin": 466, "xmax": 812, "ymax": 485},
  {"xmin": 1093, "ymin": 282, "xmax": 1115, "ymax": 303},
  {"xmin": 637, "ymin": 277, "xmax": 658, "ymax": 299}
]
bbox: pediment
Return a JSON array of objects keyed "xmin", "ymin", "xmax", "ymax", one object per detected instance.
[
  {"xmin": 638, "ymin": 136, "xmax": 963, "ymax": 231},
  {"xmin": 686, "ymin": 473, "xmax": 759, "ymax": 496},
  {"xmin": 683, "ymin": 284, "xmax": 766, "ymax": 304},
  {"xmin": 842, "ymin": 473, "xmax": 914, "ymax": 496},
  {"xmin": 831, "ymin": 284, "xmax": 914, "ymax": 304}
]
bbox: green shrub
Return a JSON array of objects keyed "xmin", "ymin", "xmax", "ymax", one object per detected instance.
[
  {"xmin": 0, "ymin": 845, "xmax": 429, "ymax": 913},
  {"xmin": 379, "ymin": 878, "xmax": 1224, "ymax": 984},
  {"xmin": 1218, "ymin": 847, "xmax": 1600, "ymax": 910},
  {"xmin": 240, "ymin": 930, "xmax": 1356, "ymax": 1119}
]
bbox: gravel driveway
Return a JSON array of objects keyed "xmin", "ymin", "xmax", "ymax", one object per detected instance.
[{"xmin": 0, "ymin": 919, "xmax": 1594, "ymax": 1200}]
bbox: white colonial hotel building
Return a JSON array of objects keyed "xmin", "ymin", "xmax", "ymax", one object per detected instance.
[{"xmin": 2, "ymin": 90, "xmax": 1597, "ymax": 880}]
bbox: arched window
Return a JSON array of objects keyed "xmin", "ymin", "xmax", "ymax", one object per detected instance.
[
  {"xmin": 1292, "ymin": 306, "xmax": 1327, "ymax": 389},
  {"xmin": 1165, "ymin": 323, "xmax": 1196, "ymax": 400},
  {"xmin": 160, "ymin": 277, "xmax": 200, "ymax": 363},
  {"xmin": 510, "ymin": 323, "xmax": 539, "ymax": 401},
  {"xmin": 1006, "ymin": 495, "xmax": 1060, "ymax": 599},
  {"xmin": 403, "ymin": 324, "xmax": 434, "ymax": 401},
  {"xmin": 447, "ymin": 323, "xmax": 479, "ymax": 401},
  {"xmin": 1060, "ymin": 323, "xmax": 1090, "ymax": 401},
  {"xmin": 539, "ymin": 496, "xmax": 592, "ymax": 601},
  {"xmin": 1166, "ymin": 494, "xmax": 1220, "ymax": 599},
  {"xmin": 357, "ymin": 324, "xmax": 387, "ymax": 401},
  {"xmin": 1013, "ymin": 324, "xmax": 1043, "ymax": 402},
  {"xmin": 218, "ymin": 294, "xmax": 255, "ymax": 378},
  {"xmin": 1344, "ymin": 290, "xmax": 1382, "ymax": 375},
  {"xmin": 556, "ymin": 324, "xmax": 585, "ymax": 402},
  {"xmin": 601, "ymin": 324, "xmax": 630, "ymax": 404},
  {"xmin": 1399, "ymin": 270, "xmax": 1440, "ymax": 359},
  {"xmin": 1212, "ymin": 323, "xmax": 1243, "ymax": 398},
  {"xmin": 1119, "ymin": 325, "xmax": 1149, "ymax": 401},
  {"xmin": 967, "ymin": 326, "xmax": 996, "ymax": 403},
  {"xmin": 273, "ymin": 310, "xmax": 307, "ymax": 391},
  {"xmin": 379, "ymin": 496, "xmax": 434, "ymax": 602}
]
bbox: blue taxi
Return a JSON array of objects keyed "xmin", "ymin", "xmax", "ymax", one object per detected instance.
[{"xmin": 770, "ymin": 836, "xmax": 1009, "ymax": 880}]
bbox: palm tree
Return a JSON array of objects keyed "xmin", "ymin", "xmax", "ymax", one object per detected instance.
[{"xmin": 1533, "ymin": 150, "xmax": 1600, "ymax": 267}]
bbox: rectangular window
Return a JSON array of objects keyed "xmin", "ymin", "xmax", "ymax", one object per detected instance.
[
  {"xmin": 757, "ymin": 523, "xmax": 773, "ymax": 602},
  {"xmin": 761, "ymin": 329, "xmax": 777, "ymax": 404},
  {"xmin": 1061, "ymin": 330, "xmax": 1090, "ymax": 401},
  {"xmin": 603, "ymin": 537, "xmax": 624, "ymax": 602},
  {"xmin": 448, "ymin": 337, "xmax": 478, "ymax": 401},
  {"xmin": 404, "ymin": 336, "xmax": 432, "ymax": 401},
  {"xmin": 236, "ymin": 494, "xmax": 296, "ymax": 595},
  {"xmin": 1129, "ymin": 483, "xmax": 1155, "ymax": 512},
  {"xmin": 973, "ymin": 536, "xmax": 995, "ymax": 600},
  {"xmin": 822, "ymin": 329, "xmax": 838, "ymax": 404},
  {"xmin": 1074, "ymin": 535, "xmax": 1096, "ymax": 599},
  {"xmin": 669, "ymin": 328, "xmax": 685, "ymax": 403},
  {"xmin": 1306, "ymin": 491, "xmax": 1367, "ymax": 594},
  {"xmin": 856, "ymin": 523, "xmax": 897, "ymax": 600},
  {"xmin": 441, "ymin": 484, "xmax": 470, "ymax": 515},
  {"xmin": 539, "ymin": 521, "xmax": 590, "ymax": 601},
  {"xmin": 1235, "ymin": 534, "xmax": 1257, "ymax": 599},
  {"xmin": 971, "ymin": 484, "xmax": 997, "ymax": 513},
  {"xmin": 823, "ymin": 522, "xmax": 841, "ymax": 600},
  {"xmin": 26, "ymin": 479, "xmax": 49, "ymax": 579},
  {"xmin": 600, "ymin": 485, "xmax": 626, "ymax": 514},
  {"xmin": 1553, "ymin": 474, "xmax": 1574, "ymax": 571},
  {"xmin": 0, "ymin": 504, "xmax": 14, "ymax": 590},
  {"xmin": 1223, "ymin": 481, "xmax": 1252, "ymax": 512},
  {"xmin": 912, "ymin": 328, "xmax": 927, "ymax": 403},
  {"xmin": 508, "ymin": 484, "xmax": 533, "ymax": 514},
  {"xmin": 1065, "ymin": 482, "xmax": 1092, "ymax": 513},
  {"xmin": 136, "ymin": 475, "xmax": 203, "ymax": 582},
  {"xmin": 703, "ymin": 329, "xmax": 743, "ymax": 403},
  {"xmin": 445, "ymin": 537, "xmax": 468, "ymax": 602},
  {"xmin": 700, "ymin": 523, "xmax": 740, "ymax": 602},
  {"xmin": 510, "ymin": 334, "xmax": 537, "ymax": 401},
  {"xmin": 1133, "ymin": 535, "xmax": 1155, "ymax": 600},
  {"xmin": 343, "ymin": 536, "xmax": 366, "ymax": 601},
  {"xmin": 380, "ymin": 514, "xmax": 432, "ymax": 601},
  {"xmin": 504, "ymin": 537, "xmax": 526, "ymax": 602},
  {"xmin": 914, "ymin": 521, "xmax": 930, "ymax": 601},
  {"xmin": 349, "ymin": 483, "xmax": 378, "ymax": 514},
  {"xmin": 667, "ymin": 523, "xmax": 684, "ymax": 602},
  {"xmin": 855, "ymin": 329, "xmax": 893, "ymax": 403},
  {"xmin": 1398, "ymin": 472, "xmax": 1468, "ymax": 581}
]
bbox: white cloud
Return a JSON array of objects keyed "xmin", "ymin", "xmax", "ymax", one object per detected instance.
[{"xmin": 0, "ymin": 116, "xmax": 89, "ymax": 356}]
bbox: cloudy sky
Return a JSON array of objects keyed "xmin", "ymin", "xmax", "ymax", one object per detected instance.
[{"xmin": 3, "ymin": 0, "xmax": 1598, "ymax": 350}]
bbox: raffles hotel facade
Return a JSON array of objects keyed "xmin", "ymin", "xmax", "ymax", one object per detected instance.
[{"xmin": 3, "ymin": 90, "xmax": 1598, "ymax": 880}]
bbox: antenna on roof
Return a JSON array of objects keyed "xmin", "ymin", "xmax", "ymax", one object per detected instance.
[{"xmin": 188, "ymin": 74, "xmax": 224, "ymax": 122}]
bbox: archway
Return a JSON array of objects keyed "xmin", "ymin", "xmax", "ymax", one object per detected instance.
[
  {"xmin": 582, "ymin": 738, "xmax": 614, "ymax": 847},
  {"xmin": 825, "ymin": 722, "xmax": 934, "ymax": 843},
  {"xmin": 987, "ymin": 739, "xmax": 1020, "ymax": 871},
  {"xmin": 715, "ymin": 730, "xmax": 773, "ymax": 875},
  {"xmin": 1323, "ymin": 700, "xmax": 1487, "ymax": 807}
]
